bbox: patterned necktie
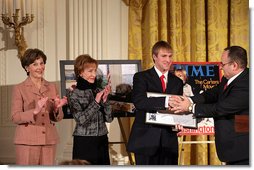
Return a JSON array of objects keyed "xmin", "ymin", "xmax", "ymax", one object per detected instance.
[{"xmin": 160, "ymin": 75, "xmax": 166, "ymax": 92}]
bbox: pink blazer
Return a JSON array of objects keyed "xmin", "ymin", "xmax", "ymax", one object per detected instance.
[{"xmin": 11, "ymin": 77, "xmax": 64, "ymax": 145}]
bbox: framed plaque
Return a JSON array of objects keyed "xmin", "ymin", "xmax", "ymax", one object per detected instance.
[
  {"xmin": 145, "ymin": 112, "xmax": 197, "ymax": 128},
  {"xmin": 145, "ymin": 92, "xmax": 198, "ymax": 128}
]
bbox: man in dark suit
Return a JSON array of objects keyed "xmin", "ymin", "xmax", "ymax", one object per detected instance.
[
  {"xmin": 171, "ymin": 46, "xmax": 249, "ymax": 165},
  {"xmin": 127, "ymin": 41, "xmax": 183, "ymax": 165}
]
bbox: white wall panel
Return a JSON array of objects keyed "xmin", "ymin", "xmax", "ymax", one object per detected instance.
[{"xmin": 67, "ymin": 0, "xmax": 127, "ymax": 60}]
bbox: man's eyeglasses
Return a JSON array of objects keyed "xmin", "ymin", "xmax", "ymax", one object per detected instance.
[{"xmin": 220, "ymin": 61, "xmax": 232, "ymax": 67}]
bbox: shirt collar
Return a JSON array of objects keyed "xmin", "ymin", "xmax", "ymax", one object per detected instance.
[
  {"xmin": 227, "ymin": 70, "xmax": 244, "ymax": 85},
  {"xmin": 154, "ymin": 66, "xmax": 168, "ymax": 82}
]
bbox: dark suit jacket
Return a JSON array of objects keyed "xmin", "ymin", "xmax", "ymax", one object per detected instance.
[
  {"xmin": 127, "ymin": 67, "xmax": 183, "ymax": 156},
  {"xmin": 191, "ymin": 68, "xmax": 249, "ymax": 162}
]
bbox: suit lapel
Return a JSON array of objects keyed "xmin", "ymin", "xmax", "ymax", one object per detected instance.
[
  {"xmin": 166, "ymin": 73, "xmax": 177, "ymax": 94},
  {"xmin": 221, "ymin": 77, "xmax": 228, "ymax": 93},
  {"xmin": 24, "ymin": 77, "xmax": 40, "ymax": 96},
  {"xmin": 40, "ymin": 79, "xmax": 50, "ymax": 95},
  {"xmin": 24, "ymin": 77, "xmax": 49, "ymax": 96}
]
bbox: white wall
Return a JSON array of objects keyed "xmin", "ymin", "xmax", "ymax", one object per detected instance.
[{"xmin": 0, "ymin": 0, "xmax": 129, "ymax": 164}]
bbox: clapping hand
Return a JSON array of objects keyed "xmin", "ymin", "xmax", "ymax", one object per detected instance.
[
  {"xmin": 54, "ymin": 95, "xmax": 68, "ymax": 112},
  {"xmin": 34, "ymin": 97, "xmax": 48, "ymax": 115},
  {"xmin": 95, "ymin": 84, "xmax": 112, "ymax": 104},
  {"xmin": 102, "ymin": 84, "xmax": 111, "ymax": 103},
  {"xmin": 101, "ymin": 73, "xmax": 111, "ymax": 103},
  {"xmin": 95, "ymin": 90, "xmax": 104, "ymax": 103},
  {"xmin": 95, "ymin": 73, "xmax": 112, "ymax": 103}
]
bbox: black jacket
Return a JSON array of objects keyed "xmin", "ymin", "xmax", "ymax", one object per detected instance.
[
  {"xmin": 127, "ymin": 67, "xmax": 183, "ymax": 155},
  {"xmin": 192, "ymin": 68, "xmax": 249, "ymax": 162}
]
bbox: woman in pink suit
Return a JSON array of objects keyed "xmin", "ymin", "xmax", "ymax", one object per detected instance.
[{"xmin": 11, "ymin": 48, "xmax": 67, "ymax": 165}]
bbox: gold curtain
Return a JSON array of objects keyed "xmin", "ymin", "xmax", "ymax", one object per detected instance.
[{"xmin": 122, "ymin": 0, "xmax": 249, "ymax": 165}]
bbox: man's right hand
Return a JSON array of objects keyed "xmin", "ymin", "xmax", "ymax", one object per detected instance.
[
  {"xmin": 170, "ymin": 96, "xmax": 191, "ymax": 114},
  {"xmin": 168, "ymin": 95, "xmax": 183, "ymax": 108}
]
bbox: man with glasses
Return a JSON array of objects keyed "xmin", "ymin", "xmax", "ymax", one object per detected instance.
[{"xmin": 170, "ymin": 46, "xmax": 249, "ymax": 165}]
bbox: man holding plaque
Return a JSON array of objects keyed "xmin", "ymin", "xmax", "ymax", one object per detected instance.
[
  {"xmin": 170, "ymin": 46, "xmax": 249, "ymax": 165},
  {"xmin": 127, "ymin": 41, "xmax": 183, "ymax": 165}
]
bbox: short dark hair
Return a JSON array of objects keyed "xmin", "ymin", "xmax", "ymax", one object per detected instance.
[
  {"xmin": 74, "ymin": 54, "xmax": 98, "ymax": 79},
  {"xmin": 152, "ymin": 40, "xmax": 172, "ymax": 56},
  {"xmin": 224, "ymin": 46, "xmax": 247, "ymax": 69},
  {"xmin": 21, "ymin": 48, "xmax": 47, "ymax": 76}
]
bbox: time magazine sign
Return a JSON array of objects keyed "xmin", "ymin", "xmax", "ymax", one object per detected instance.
[{"xmin": 172, "ymin": 62, "xmax": 222, "ymax": 135}]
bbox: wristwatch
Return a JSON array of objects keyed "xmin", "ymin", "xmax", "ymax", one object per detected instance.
[{"xmin": 188, "ymin": 103, "xmax": 193, "ymax": 112}]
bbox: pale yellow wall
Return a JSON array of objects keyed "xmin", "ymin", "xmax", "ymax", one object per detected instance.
[{"xmin": 0, "ymin": 0, "xmax": 129, "ymax": 164}]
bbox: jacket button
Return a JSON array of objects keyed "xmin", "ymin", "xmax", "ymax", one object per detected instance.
[
  {"xmin": 42, "ymin": 123, "xmax": 45, "ymax": 126},
  {"xmin": 42, "ymin": 131, "xmax": 45, "ymax": 134},
  {"xmin": 42, "ymin": 114, "xmax": 45, "ymax": 117}
]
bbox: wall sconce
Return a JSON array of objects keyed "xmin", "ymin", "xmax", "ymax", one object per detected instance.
[{"xmin": 1, "ymin": 0, "xmax": 34, "ymax": 59}]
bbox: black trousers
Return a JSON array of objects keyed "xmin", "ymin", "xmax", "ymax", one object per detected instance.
[
  {"xmin": 72, "ymin": 135, "xmax": 110, "ymax": 165},
  {"xmin": 134, "ymin": 145, "xmax": 178, "ymax": 165}
]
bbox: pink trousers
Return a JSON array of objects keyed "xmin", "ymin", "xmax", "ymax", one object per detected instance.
[{"xmin": 15, "ymin": 144, "xmax": 56, "ymax": 165}]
